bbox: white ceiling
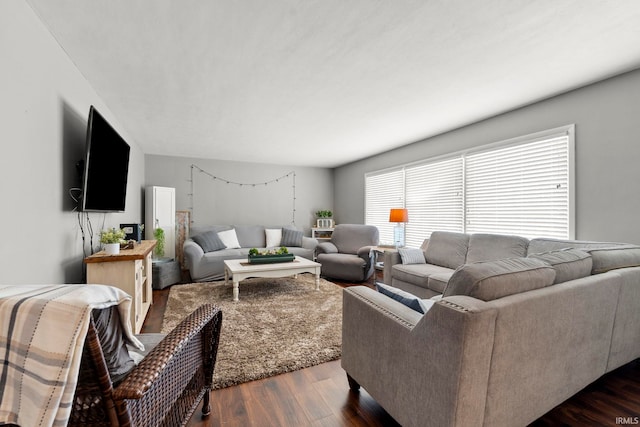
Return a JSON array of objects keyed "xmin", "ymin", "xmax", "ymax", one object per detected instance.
[{"xmin": 26, "ymin": 1, "xmax": 640, "ymax": 168}]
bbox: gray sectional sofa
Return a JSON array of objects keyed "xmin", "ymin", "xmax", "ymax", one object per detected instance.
[
  {"xmin": 183, "ymin": 225, "xmax": 318, "ymax": 281},
  {"xmin": 383, "ymin": 231, "xmax": 638, "ymax": 298},
  {"xmin": 343, "ymin": 231, "xmax": 640, "ymax": 426}
]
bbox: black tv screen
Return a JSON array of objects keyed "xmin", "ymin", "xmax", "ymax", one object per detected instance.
[{"xmin": 81, "ymin": 106, "xmax": 130, "ymax": 212}]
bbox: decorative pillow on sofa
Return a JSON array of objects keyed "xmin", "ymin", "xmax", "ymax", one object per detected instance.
[
  {"xmin": 376, "ymin": 282, "xmax": 433, "ymax": 314},
  {"xmin": 528, "ymin": 248, "xmax": 592, "ymax": 284},
  {"xmin": 265, "ymin": 228, "xmax": 282, "ymax": 247},
  {"xmin": 443, "ymin": 257, "xmax": 556, "ymax": 301},
  {"xmin": 217, "ymin": 229, "xmax": 241, "ymax": 249},
  {"xmin": 281, "ymin": 227, "xmax": 303, "ymax": 247},
  {"xmin": 192, "ymin": 230, "xmax": 227, "ymax": 253},
  {"xmin": 399, "ymin": 247, "xmax": 426, "ymax": 264}
]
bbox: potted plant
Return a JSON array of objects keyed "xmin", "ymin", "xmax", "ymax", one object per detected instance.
[
  {"xmin": 100, "ymin": 227, "xmax": 126, "ymax": 255},
  {"xmin": 154, "ymin": 227, "xmax": 165, "ymax": 258},
  {"xmin": 315, "ymin": 210, "xmax": 334, "ymax": 228},
  {"xmin": 315, "ymin": 210, "xmax": 333, "ymax": 218}
]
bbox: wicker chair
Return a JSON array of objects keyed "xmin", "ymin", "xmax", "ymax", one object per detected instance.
[{"xmin": 69, "ymin": 303, "xmax": 222, "ymax": 427}]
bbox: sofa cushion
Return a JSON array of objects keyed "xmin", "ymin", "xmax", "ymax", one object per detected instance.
[
  {"xmin": 317, "ymin": 253, "xmax": 366, "ymax": 281},
  {"xmin": 392, "ymin": 263, "xmax": 454, "ymax": 291},
  {"xmin": 234, "ymin": 225, "xmax": 265, "ymax": 248},
  {"xmin": 528, "ymin": 249, "xmax": 592, "ymax": 284},
  {"xmin": 466, "ymin": 233, "xmax": 529, "ymax": 264},
  {"xmin": 443, "ymin": 257, "xmax": 556, "ymax": 301},
  {"xmin": 527, "ymin": 237, "xmax": 627, "ymax": 255},
  {"xmin": 427, "ymin": 272, "xmax": 453, "ymax": 294},
  {"xmin": 265, "ymin": 228, "xmax": 282, "ymax": 247},
  {"xmin": 376, "ymin": 282, "xmax": 432, "ymax": 314},
  {"xmin": 218, "ymin": 229, "xmax": 241, "ymax": 249},
  {"xmin": 399, "ymin": 247, "xmax": 426, "ymax": 264},
  {"xmin": 587, "ymin": 246, "xmax": 640, "ymax": 274},
  {"xmin": 191, "ymin": 230, "xmax": 226, "ymax": 253},
  {"xmin": 425, "ymin": 231, "xmax": 469, "ymax": 269},
  {"xmin": 282, "ymin": 227, "xmax": 303, "ymax": 247},
  {"xmin": 127, "ymin": 333, "xmax": 166, "ymax": 365}
]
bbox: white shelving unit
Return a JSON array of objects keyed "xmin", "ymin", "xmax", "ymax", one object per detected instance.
[{"xmin": 312, "ymin": 227, "xmax": 335, "ymax": 242}]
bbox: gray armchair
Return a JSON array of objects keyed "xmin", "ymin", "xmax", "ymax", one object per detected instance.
[{"xmin": 316, "ymin": 224, "xmax": 379, "ymax": 281}]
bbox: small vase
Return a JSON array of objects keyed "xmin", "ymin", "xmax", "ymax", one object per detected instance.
[{"xmin": 104, "ymin": 243, "xmax": 120, "ymax": 255}]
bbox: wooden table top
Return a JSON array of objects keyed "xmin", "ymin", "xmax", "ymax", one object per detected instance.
[{"xmin": 84, "ymin": 240, "xmax": 157, "ymax": 263}]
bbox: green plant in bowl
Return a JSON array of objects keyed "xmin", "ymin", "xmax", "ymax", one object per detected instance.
[{"xmin": 100, "ymin": 228, "xmax": 126, "ymax": 244}]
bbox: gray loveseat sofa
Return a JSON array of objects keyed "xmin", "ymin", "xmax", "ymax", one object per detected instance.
[
  {"xmin": 183, "ymin": 225, "xmax": 318, "ymax": 281},
  {"xmin": 343, "ymin": 231, "xmax": 640, "ymax": 426}
]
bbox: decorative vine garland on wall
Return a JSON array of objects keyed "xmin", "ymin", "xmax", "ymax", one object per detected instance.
[{"xmin": 189, "ymin": 164, "xmax": 297, "ymax": 225}]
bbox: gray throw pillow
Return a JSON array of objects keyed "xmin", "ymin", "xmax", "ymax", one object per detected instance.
[
  {"xmin": 376, "ymin": 282, "xmax": 431, "ymax": 314},
  {"xmin": 399, "ymin": 247, "xmax": 426, "ymax": 264},
  {"xmin": 192, "ymin": 230, "xmax": 227, "ymax": 253},
  {"xmin": 281, "ymin": 227, "xmax": 303, "ymax": 247},
  {"xmin": 443, "ymin": 257, "xmax": 556, "ymax": 301}
]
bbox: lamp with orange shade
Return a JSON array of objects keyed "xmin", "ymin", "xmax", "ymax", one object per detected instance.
[{"xmin": 389, "ymin": 208, "xmax": 408, "ymax": 248}]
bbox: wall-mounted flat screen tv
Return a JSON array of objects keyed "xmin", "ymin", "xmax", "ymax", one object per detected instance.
[{"xmin": 81, "ymin": 106, "xmax": 130, "ymax": 212}]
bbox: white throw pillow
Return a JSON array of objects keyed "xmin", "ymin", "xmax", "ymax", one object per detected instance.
[
  {"xmin": 399, "ymin": 247, "xmax": 426, "ymax": 264},
  {"xmin": 217, "ymin": 229, "xmax": 241, "ymax": 249},
  {"xmin": 265, "ymin": 228, "xmax": 282, "ymax": 247}
]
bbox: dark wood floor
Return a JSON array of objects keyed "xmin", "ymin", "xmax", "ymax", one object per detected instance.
[{"xmin": 143, "ymin": 272, "xmax": 640, "ymax": 426}]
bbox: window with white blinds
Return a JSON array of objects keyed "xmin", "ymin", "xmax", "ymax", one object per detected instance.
[
  {"xmin": 364, "ymin": 125, "xmax": 574, "ymax": 246},
  {"xmin": 365, "ymin": 169, "xmax": 404, "ymax": 246},
  {"xmin": 465, "ymin": 135, "xmax": 570, "ymax": 238},
  {"xmin": 405, "ymin": 157, "xmax": 464, "ymax": 247}
]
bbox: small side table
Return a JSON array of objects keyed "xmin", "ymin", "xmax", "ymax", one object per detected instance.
[{"xmin": 370, "ymin": 246, "xmax": 397, "ymax": 284}]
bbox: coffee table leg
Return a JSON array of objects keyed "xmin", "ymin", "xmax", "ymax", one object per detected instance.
[
  {"xmin": 315, "ymin": 270, "xmax": 320, "ymax": 291},
  {"xmin": 233, "ymin": 280, "xmax": 239, "ymax": 301}
]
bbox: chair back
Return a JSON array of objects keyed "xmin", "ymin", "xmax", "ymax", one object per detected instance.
[{"xmin": 331, "ymin": 224, "xmax": 379, "ymax": 254}]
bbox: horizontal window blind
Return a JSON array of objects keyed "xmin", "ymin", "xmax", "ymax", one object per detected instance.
[
  {"xmin": 465, "ymin": 135, "xmax": 569, "ymax": 238},
  {"xmin": 365, "ymin": 169, "xmax": 404, "ymax": 246},
  {"xmin": 364, "ymin": 125, "xmax": 573, "ymax": 246},
  {"xmin": 405, "ymin": 157, "xmax": 463, "ymax": 247}
]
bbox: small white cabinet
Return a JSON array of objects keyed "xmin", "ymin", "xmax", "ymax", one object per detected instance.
[
  {"xmin": 145, "ymin": 186, "xmax": 176, "ymax": 259},
  {"xmin": 85, "ymin": 240, "xmax": 156, "ymax": 333}
]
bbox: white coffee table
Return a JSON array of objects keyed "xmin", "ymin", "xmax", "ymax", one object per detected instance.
[{"xmin": 223, "ymin": 256, "xmax": 322, "ymax": 301}]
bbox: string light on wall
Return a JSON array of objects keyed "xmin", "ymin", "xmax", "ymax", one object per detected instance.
[{"xmin": 188, "ymin": 164, "xmax": 296, "ymax": 225}]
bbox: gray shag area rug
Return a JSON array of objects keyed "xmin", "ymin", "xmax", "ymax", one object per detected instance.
[{"xmin": 162, "ymin": 274, "xmax": 342, "ymax": 389}]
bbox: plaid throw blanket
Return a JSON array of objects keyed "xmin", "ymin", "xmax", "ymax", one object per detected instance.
[{"xmin": 0, "ymin": 284, "xmax": 143, "ymax": 427}]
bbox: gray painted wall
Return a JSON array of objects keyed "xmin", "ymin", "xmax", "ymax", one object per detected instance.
[
  {"xmin": 1, "ymin": 0, "xmax": 146, "ymax": 284},
  {"xmin": 334, "ymin": 68, "xmax": 640, "ymax": 244},
  {"xmin": 145, "ymin": 155, "xmax": 333, "ymax": 235}
]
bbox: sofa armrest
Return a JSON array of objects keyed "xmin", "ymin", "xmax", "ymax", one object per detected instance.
[
  {"xmin": 183, "ymin": 240, "xmax": 204, "ymax": 270},
  {"xmin": 382, "ymin": 250, "xmax": 401, "ymax": 285},
  {"xmin": 342, "ymin": 287, "xmax": 496, "ymax": 427},
  {"xmin": 316, "ymin": 241, "xmax": 338, "ymax": 255},
  {"xmin": 301, "ymin": 236, "xmax": 318, "ymax": 250},
  {"xmin": 113, "ymin": 304, "xmax": 222, "ymax": 401},
  {"xmin": 357, "ymin": 245, "xmax": 376, "ymax": 269}
]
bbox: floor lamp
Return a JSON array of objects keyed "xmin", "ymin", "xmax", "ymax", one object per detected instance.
[{"xmin": 389, "ymin": 208, "xmax": 408, "ymax": 248}]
